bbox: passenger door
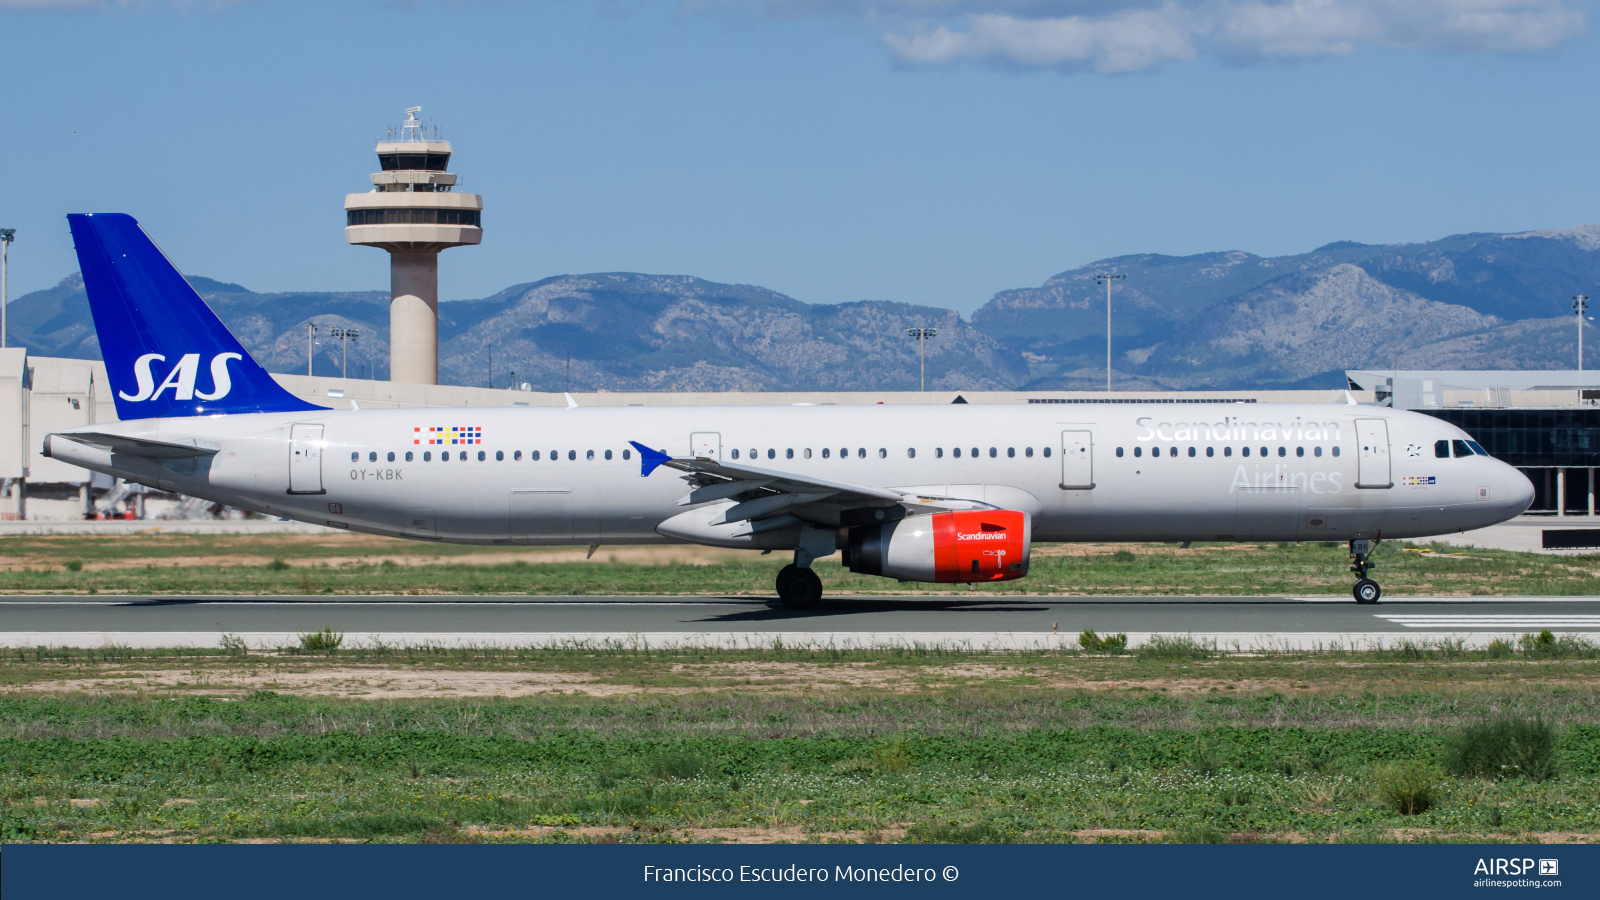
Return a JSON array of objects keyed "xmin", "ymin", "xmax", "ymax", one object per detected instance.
[
  {"xmin": 1355, "ymin": 418, "xmax": 1393, "ymax": 489},
  {"xmin": 510, "ymin": 490, "xmax": 574, "ymax": 541},
  {"xmin": 288, "ymin": 424, "xmax": 325, "ymax": 494},
  {"xmin": 691, "ymin": 432, "xmax": 721, "ymax": 460},
  {"xmin": 1060, "ymin": 431, "xmax": 1094, "ymax": 489}
]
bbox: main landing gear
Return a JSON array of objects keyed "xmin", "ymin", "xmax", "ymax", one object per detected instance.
[
  {"xmin": 776, "ymin": 564, "xmax": 823, "ymax": 610},
  {"xmin": 1350, "ymin": 538, "xmax": 1381, "ymax": 604}
]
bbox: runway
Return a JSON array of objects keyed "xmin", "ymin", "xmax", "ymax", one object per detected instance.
[{"xmin": 4, "ymin": 594, "xmax": 1600, "ymax": 650}]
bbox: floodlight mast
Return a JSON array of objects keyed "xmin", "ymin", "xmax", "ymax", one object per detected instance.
[
  {"xmin": 330, "ymin": 326, "xmax": 361, "ymax": 379},
  {"xmin": 907, "ymin": 327, "xmax": 938, "ymax": 391},
  {"xmin": 1576, "ymin": 295, "xmax": 1591, "ymax": 380},
  {"xmin": 0, "ymin": 229, "xmax": 14, "ymax": 350},
  {"xmin": 1095, "ymin": 273, "xmax": 1124, "ymax": 392}
]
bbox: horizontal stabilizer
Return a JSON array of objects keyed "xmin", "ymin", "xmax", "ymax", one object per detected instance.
[{"xmin": 52, "ymin": 432, "xmax": 219, "ymax": 460}]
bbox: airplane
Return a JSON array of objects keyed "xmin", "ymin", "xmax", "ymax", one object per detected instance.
[{"xmin": 43, "ymin": 213, "xmax": 1536, "ymax": 608}]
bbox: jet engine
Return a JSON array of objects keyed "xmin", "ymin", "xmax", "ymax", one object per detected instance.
[{"xmin": 844, "ymin": 510, "xmax": 1031, "ymax": 583}]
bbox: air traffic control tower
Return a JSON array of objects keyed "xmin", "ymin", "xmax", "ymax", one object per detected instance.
[{"xmin": 345, "ymin": 107, "xmax": 483, "ymax": 384}]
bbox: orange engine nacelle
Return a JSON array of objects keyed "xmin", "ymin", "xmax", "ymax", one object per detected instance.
[{"xmin": 844, "ymin": 509, "xmax": 1031, "ymax": 583}]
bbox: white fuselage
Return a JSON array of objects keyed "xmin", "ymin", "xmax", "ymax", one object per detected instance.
[{"xmin": 48, "ymin": 402, "xmax": 1535, "ymax": 547}]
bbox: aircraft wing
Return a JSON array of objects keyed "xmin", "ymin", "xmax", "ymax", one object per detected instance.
[
  {"xmin": 51, "ymin": 432, "xmax": 220, "ymax": 460},
  {"xmin": 628, "ymin": 441, "xmax": 978, "ymax": 527}
]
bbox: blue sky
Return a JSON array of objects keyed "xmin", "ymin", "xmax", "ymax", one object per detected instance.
[{"xmin": 2, "ymin": 0, "xmax": 1598, "ymax": 314}]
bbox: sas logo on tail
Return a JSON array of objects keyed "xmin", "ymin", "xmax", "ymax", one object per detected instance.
[{"xmin": 120, "ymin": 353, "xmax": 243, "ymax": 403}]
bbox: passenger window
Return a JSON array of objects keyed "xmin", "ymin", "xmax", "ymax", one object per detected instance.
[
  {"xmin": 1025, "ymin": 447, "xmax": 1033, "ymax": 458},
  {"xmin": 495, "ymin": 450, "xmax": 505, "ymax": 461},
  {"xmin": 514, "ymin": 450, "xmax": 522, "ymax": 461},
  {"xmin": 1295, "ymin": 447, "xmax": 1303, "ymax": 457},
  {"xmin": 908, "ymin": 448, "xmax": 916, "ymax": 458},
  {"xmin": 804, "ymin": 449, "xmax": 812, "ymax": 459},
  {"xmin": 841, "ymin": 447, "xmax": 849, "ymax": 459},
  {"xmin": 406, "ymin": 451, "xmax": 414, "ymax": 462},
  {"xmin": 531, "ymin": 451, "xmax": 540, "ymax": 460},
  {"xmin": 936, "ymin": 448, "xmax": 943, "ymax": 458},
  {"xmin": 605, "ymin": 449, "xmax": 613, "ymax": 460},
  {"xmin": 1313, "ymin": 447, "xmax": 1322, "ymax": 458},
  {"xmin": 989, "ymin": 447, "xmax": 998, "ymax": 458},
  {"xmin": 1007, "ymin": 448, "xmax": 1015, "ymax": 458},
  {"xmin": 1259, "ymin": 447, "xmax": 1267, "ymax": 457},
  {"xmin": 459, "ymin": 451, "xmax": 467, "ymax": 461},
  {"xmin": 856, "ymin": 448, "xmax": 864, "ymax": 459},
  {"xmin": 786, "ymin": 449, "xmax": 794, "ymax": 459},
  {"xmin": 953, "ymin": 447, "xmax": 962, "ymax": 458},
  {"xmin": 1224, "ymin": 447, "xmax": 1232, "ymax": 457},
  {"xmin": 1188, "ymin": 447, "xmax": 1196, "ymax": 457},
  {"xmin": 971, "ymin": 447, "xmax": 979, "ymax": 458},
  {"xmin": 478, "ymin": 451, "xmax": 486, "ymax": 461},
  {"xmin": 751, "ymin": 449, "xmax": 758, "ymax": 459},
  {"xmin": 1276, "ymin": 447, "xmax": 1285, "ymax": 457},
  {"xmin": 1242, "ymin": 447, "xmax": 1250, "ymax": 457},
  {"xmin": 568, "ymin": 451, "xmax": 577, "ymax": 461},
  {"xmin": 1116, "ymin": 447, "xmax": 1124, "ymax": 457},
  {"xmin": 879, "ymin": 448, "xmax": 887, "ymax": 458},
  {"xmin": 623, "ymin": 450, "xmax": 631, "ymax": 460},
  {"xmin": 387, "ymin": 451, "xmax": 395, "ymax": 462},
  {"xmin": 1133, "ymin": 447, "xmax": 1142, "ymax": 458},
  {"xmin": 1453, "ymin": 439, "xmax": 1473, "ymax": 458},
  {"xmin": 1435, "ymin": 440, "xmax": 1449, "ymax": 458},
  {"xmin": 1206, "ymin": 447, "xmax": 1214, "ymax": 458},
  {"xmin": 368, "ymin": 451, "xmax": 377, "ymax": 462},
  {"xmin": 1043, "ymin": 447, "xmax": 1051, "ymax": 457},
  {"xmin": 424, "ymin": 451, "xmax": 433, "ymax": 461},
  {"xmin": 1332, "ymin": 446, "xmax": 1341, "ymax": 457},
  {"xmin": 350, "ymin": 452, "xmax": 359, "ymax": 462},
  {"xmin": 822, "ymin": 448, "xmax": 831, "ymax": 459},
  {"xmin": 731, "ymin": 449, "xmax": 740, "ymax": 460},
  {"xmin": 768, "ymin": 449, "xmax": 775, "ymax": 459}
]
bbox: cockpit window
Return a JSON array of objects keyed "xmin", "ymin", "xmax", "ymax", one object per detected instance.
[
  {"xmin": 1467, "ymin": 440, "xmax": 1488, "ymax": 456},
  {"xmin": 1452, "ymin": 439, "xmax": 1473, "ymax": 458},
  {"xmin": 1435, "ymin": 440, "xmax": 1450, "ymax": 459}
]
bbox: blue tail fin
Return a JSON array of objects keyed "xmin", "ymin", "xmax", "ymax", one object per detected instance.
[{"xmin": 67, "ymin": 213, "xmax": 324, "ymax": 419}]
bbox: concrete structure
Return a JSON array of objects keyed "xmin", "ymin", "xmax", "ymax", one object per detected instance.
[
  {"xmin": 1345, "ymin": 369, "xmax": 1600, "ymax": 410},
  {"xmin": 345, "ymin": 107, "xmax": 482, "ymax": 385}
]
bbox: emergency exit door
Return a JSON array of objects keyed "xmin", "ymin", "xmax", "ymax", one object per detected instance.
[
  {"xmin": 288, "ymin": 423, "xmax": 325, "ymax": 495},
  {"xmin": 1355, "ymin": 418, "xmax": 1393, "ymax": 489},
  {"xmin": 1060, "ymin": 431, "xmax": 1094, "ymax": 490}
]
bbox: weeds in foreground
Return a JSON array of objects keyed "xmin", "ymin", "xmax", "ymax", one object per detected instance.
[
  {"xmin": 1168, "ymin": 821, "xmax": 1228, "ymax": 844},
  {"xmin": 1079, "ymin": 630, "xmax": 1128, "ymax": 653},
  {"xmin": 1370, "ymin": 761, "xmax": 1440, "ymax": 816},
  {"xmin": 296, "ymin": 626, "xmax": 344, "ymax": 655},
  {"xmin": 1443, "ymin": 716, "xmax": 1561, "ymax": 782}
]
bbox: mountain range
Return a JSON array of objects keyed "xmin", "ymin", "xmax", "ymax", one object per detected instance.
[{"xmin": 10, "ymin": 223, "xmax": 1600, "ymax": 392}]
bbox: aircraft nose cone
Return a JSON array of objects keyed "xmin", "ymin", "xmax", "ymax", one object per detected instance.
[{"xmin": 1509, "ymin": 466, "xmax": 1535, "ymax": 513}]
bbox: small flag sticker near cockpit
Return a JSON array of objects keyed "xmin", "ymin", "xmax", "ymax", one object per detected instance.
[{"xmin": 415, "ymin": 426, "xmax": 483, "ymax": 445}]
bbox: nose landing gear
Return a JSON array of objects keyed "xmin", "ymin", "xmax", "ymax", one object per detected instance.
[{"xmin": 1350, "ymin": 538, "xmax": 1381, "ymax": 604}]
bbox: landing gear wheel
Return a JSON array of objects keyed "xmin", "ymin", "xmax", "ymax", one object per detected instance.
[
  {"xmin": 1353, "ymin": 578, "xmax": 1381, "ymax": 605},
  {"xmin": 776, "ymin": 564, "xmax": 823, "ymax": 610}
]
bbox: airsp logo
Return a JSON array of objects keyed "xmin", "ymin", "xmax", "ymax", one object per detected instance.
[{"xmin": 120, "ymin": 353, "xmax": 243, "ymax": 403}]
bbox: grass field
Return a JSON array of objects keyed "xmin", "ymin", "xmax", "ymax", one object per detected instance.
[
  {"xmin": 3, "ymin": 644, "xmax": 1599, "ymax": 844},
  {"xmin": 2, "ymin": 532, "xmax": 1598, "ymax": 596}
]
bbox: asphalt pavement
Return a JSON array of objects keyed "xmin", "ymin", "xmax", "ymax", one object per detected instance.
[{"xmin": 4, "ymin": 593, "xmax": 1600, "ymax": 650}]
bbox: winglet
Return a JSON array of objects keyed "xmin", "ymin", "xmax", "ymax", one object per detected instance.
[
  {"xmin": 629, "ymin": 441, "xmax": 671, "ymax": 477},
  {"xmin": 1344, "ymin": 390, "xmax": 1357, "ymax": 406},
  {"xmin": 565, "ymin": 392, "xmax": 578, "ymax": 408}
]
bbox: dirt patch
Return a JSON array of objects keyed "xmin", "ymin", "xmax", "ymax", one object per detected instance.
[{"xmin": 6, "ymin": 666, "xmax": 655, "ymax": 699}]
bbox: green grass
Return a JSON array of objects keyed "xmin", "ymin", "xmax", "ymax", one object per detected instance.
[
  {"xmin": 2, "ymin": 686, "xmax": 1599, "ymax": 844},
  {"xmin": 6, "ymin": 536, "xmax": 1600, "ymax": 595}
]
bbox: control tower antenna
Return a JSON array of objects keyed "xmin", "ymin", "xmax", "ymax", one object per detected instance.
[{"xmin": 344, "ymin": 106, "xmax": 483, "ymax": 384}]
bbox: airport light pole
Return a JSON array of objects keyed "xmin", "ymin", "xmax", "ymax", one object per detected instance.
[
  {"xmin": 0, "ymin": 228, "xmax": 14, "ymax": 349},
  {"xmin": 329, "ymin": 327, "xmax": 360, "ymax": 379},
  {"xmin": 907, "ymin": 327, "xmax": 937, "ymax": 391},
  {"xmin": 1577, "ymin": 295, "xmax": 1591, "ymax": 380},
  {"xmin": 1095, "ymin": 273, "xmax": 1124, "ymax": 392},
  {"xmin": 306, "ymin": 323, "xmax": 318, "ymax": 376}
]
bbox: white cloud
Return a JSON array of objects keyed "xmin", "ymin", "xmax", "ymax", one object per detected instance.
[{"xmin": 762, "ymin": 0, "xmax": 1591, "ymax": 73}]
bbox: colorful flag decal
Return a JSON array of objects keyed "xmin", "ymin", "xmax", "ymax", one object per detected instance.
[
  {"xmin": 1401, "ymin": 475, "xmax": 1436, "ymax": 486},
  {"xmin": 414, "ymin": 426, "xmax": 483, "ymax": 445}
]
